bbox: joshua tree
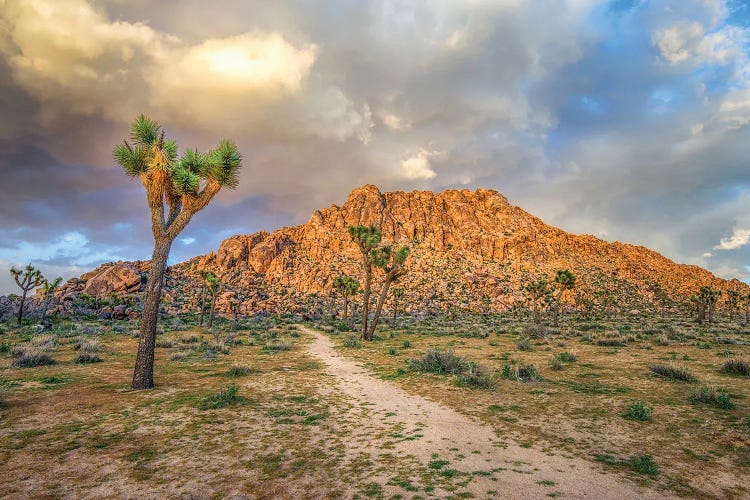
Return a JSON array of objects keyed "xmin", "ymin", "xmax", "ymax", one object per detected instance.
[
  {"xmin": 39, "ymin": 276, "xmax": 63, "ymax": 324},
  {"xmin": 10, "ymin": 265, "xmax": 45, "ymax": 325},
  {"xmin": 367, "ymin": 245, "xmax": 409, "ymax": 339},
  {"xmin": 552, "ymin": 269, "xmax": 576, "ymax": 327},
  {"xmin": 333, "ymin": 274, "xmax": 360, "ymax": 323},
  {"xmin": 198, "ymin": 270, "xmax": 217, "ymax": 326},
  {"xmin": 392, "ymin": 287, "xmax": 405, "ymax": 321},
  {"xmin": 726, "ymin": 289, "xmax": 741, "ymax": 322},
  {"xmin": 114, "ymin": 115, "xmax": 242, "ymax": 389},
  {"xmin": 348, "ymin": 225, "xmax": 382, "ymax": 340},
  {"xmin": 206, "ymin": 274, "xmax": 222, "ymax": 330},
  {"xmin": 695, "ymin": 286, "xmax": 719, "ymax": 324},
  {"xmin": 524, "ymin": 278, "xmax": 550, "ymax": 324}
]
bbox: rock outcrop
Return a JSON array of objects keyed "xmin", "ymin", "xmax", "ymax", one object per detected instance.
[{"xmin": 171, "ymin": 184, "xmax": 748, "ymax": 315}]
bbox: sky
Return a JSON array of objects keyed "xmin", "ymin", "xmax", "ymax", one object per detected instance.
[{"xmin": 1, "ymin": 0, "xmax": 750, "ymax": 294}]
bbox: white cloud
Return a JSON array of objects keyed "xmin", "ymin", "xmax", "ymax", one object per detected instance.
[
  {"xmin": 0, "ymin": 231, "xmax": 125, "ymax": 266},
  {"xmin": 714, "ymin": 228, "xmax": 750, "ymax": 250},
  {"xmin": 400, "ymin": 149, "xmax": 439, "ymax": 180},
  {"xmin": 181, "ymin": 237, "xmax": 196, "ymax": 245},
  {"xmin": 702, "ymin": 252, "xmax": 713, "ymax": 258}
]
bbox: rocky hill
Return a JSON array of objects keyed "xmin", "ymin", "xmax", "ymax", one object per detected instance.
[
  {"xmin": 11, "ymin": 184, "xmax": 746, "ymax": 321},
  {"xmin": 172, "ymin": 184, "xmax": 746, "ymax": 316}
]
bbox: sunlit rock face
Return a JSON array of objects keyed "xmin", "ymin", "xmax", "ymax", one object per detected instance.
[{"xmin": 165, "ymin": 185, "xmax": 747, "ymax": 316}]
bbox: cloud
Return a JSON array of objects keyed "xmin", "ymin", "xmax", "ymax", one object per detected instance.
[
  {"xmin": 2, "ymin": 0, "xmax": 750, "ymax": 293},
  {"xmin": 714, "ymin": 228, "xmax": 750, "ymax": 250},
  {"xmin": 400, "ymin": 149, "xmax": 439, "ymax": 180}
]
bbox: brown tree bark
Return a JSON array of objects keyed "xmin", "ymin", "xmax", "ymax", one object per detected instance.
[
  {"xmin": 360, "ymin": 256, "xmax": 372, "ymax": 341},
  {"xmin": 132, "ymin": 237, "xmax": 172, "ymax": 390},
  {"xmin": 367, "ymin": 277, "xmax": 394, "ymax": 339}
]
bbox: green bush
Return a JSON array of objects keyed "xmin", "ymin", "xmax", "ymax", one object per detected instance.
[
  {"xmin": 501, "ymin": 363, "xmax": 540, "ymax": 382},
  {"xmin": 454, "ymin": 363, "xmax": 495, "ymax": 390},
  {"xmin": 691, "ymin": 386, "xmax": 734, "ymax": 409},
  {"xmin": 227, "ymin": 365, "xmax": 259, "ymax": 377},
  {"xmin": 409, "ymin": 349, "xmax": 466, "ymax": 374},
  {"xmin": 623, "ymin": 401, "xmax": 653, "ymax": 421},
  {"xmin": 557, "ymin": 351, "xmax": 577, "ymax": 362},
  {"xmin": 629, "ymin": 455, "xmax": 657, "ymax": 476},
  {"xmin": 199, "ymin": 384, "xmax": 239, "ymax": 410},
  {"xmin": 342, "ymin": 335, "xmax": 361, "ymax": 348}
]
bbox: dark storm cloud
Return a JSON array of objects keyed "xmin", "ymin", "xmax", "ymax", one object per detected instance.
[{"xmin": 0, "ymin": 0, "xmax": 749, "ymax": 294}]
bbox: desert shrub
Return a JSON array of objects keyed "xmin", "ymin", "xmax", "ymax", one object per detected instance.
[
  {"xmin": 342, "ymin": 335, "xmax": 362, "ymax": 348},
  {"xmin": 596, "ymin": 337, "xmax": 625, "ymax": 347},
  {"xmin": 388, "ymin": 347, "xmax": 399, "ymax": 356},
  {"xmin": 30, "ymin": 335, "xmax": 58, "ymax": 351},
  {"xmin": 263, "ymin": 339, "xmax": 292, "ymax": 352},
  {"xmin": 12, "ymin": 350, "xmax": 55, "ymax": 368},
  {"xmin": 557, "ymin": 351, "xmax": 577, "ymax": 362},
  {"xmin": 181, "ymin": 334, "xmax": 200, "ymax": 344},
  {"xmin": 199, "ymin": 384, "xmax": 239, "ymax": 410},
  {"xmin": 155, "ymin": 339, "xmax": 175, "ymax": 348},
  {"xmin": 655, "ymin": 334, "xmax": 671, "ymax": 346},
  {"xmin": 170, "ymin": 351, "xmax": 188, "ymax": 362},
  {"xmin": 623, "ymin": 401, "xmax": 653, "ymax": 421},
  {"xmin": 550, "ymin": 357, "xmax": 564, "ymax": 371},
  {"xmin": 720, "ymin": 359, "xmax": 750, "ymax": 377},
  {"xmin": 206, "ymin": 341, "xmax": 230, "ymax": 355},
  {"xmin": 402, "ymin": 340, "xmax": 411, "ymax": 348},
  {"xmin": 523, "ymin": 324, "xmax": 550, "ymax": 338},
  {"xmin": 455, "ymin": 363, "xmax": 495, "ymax": 390},
  {"xmin": 409, "ymin": 349, "xmax": 466, "ymax": 375},
  {"xmin": 691, "ymin": 386, "xmax": 734, "ymax": 409},
  {"xmin": 501, "ymin": 363, "xmax": 541, "ymax": 382},
  {"xmin": 73, "ymin": 337, "xmax": 100, "ymax": 353},
  {"xmin": 649, "ymin": 364, "xmax": 696, "ymax": 382},
  {"xmin": 516, "ymin": 337, "xmax": 532, "ymax": 351},
  {"xmin": 75, "ymin": 352, "xmax": 102, "ymax": 364},
  {"xmin": 629, "ymin": 455, "xmax": 657, "ymax": 476},
  {"xmin": 0, "ymin": 342, "xmax": 10, "ymax": 354},
  {"xmin": 227, "ymin": 365, "xmax": 259, "ymax": 377}
]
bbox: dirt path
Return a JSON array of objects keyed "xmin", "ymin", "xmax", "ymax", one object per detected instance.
[{"xmin": 302, "ymin": 326, "xmax": 670, "ymax": 499}]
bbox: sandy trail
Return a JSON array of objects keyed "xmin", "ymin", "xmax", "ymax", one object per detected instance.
[{"xmin": 302, "ymin": 326, "xmax": 670, "ymax": 499}]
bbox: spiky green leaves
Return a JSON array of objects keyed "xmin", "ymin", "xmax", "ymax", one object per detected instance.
[
  {"xmin": 333, "ymin": 274, "xmax": 360, "ymax": 296},
  {"xmin": 554, "ymin": 269, "xmax": 576, "ymax": 290},
  {"xmin": 208, "ymin": 140, "xmax": 241, "ymax": 188},
  {"xmin": 349, "ymin": 225, "xmax": 382, "ymax": 253},
  {"xmin": 130, "ymin": 114, "xmax": 161, "ymax": 147},
  {"xmin": 113, "ymin": 142, "xmax": 149, "ymax": 177},
  {"xmin": 170, "ymin": 166, "xmax": 200, "ymax": 195},
  {"xmin": 180, "ymin": 149, "xmax": 209, "ymax": 176}
]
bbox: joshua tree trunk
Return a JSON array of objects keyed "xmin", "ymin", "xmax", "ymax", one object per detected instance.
[
  {"xmin": 17, "ymin": 289, "xmax": 28, "ymax": 326},
  {"xmin": 199, "ymin": 285, "xmax": 207, "ymax": 326},
  {"xmin": 360, "ymin": 256, "xmax": 372, "ymax": 340},
  {"xmin": 342, "ymin": 295, "xmax": 349, "ymax": 323},
  {"xmin": 392, "ymin": 296, "xmax": 398, "ymax": 322},
  {"xmin": 132, "ymin": 237, "xmax": 172, "ymax": 390},
  {"xmin": 367, "ymin": 278, "xmax": 393, "ymax": 340},
  {"xmin": 553, "ymin": 297, "xmax": 560, "ymax": 327},
  {"xmin": 208, "ymin": 293, "xmax": 217, "ymax": 329}
]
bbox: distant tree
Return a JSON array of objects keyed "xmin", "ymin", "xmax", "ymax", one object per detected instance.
[
  {"xmin": 10, "ymin": 265, "xmax": 44, "ymax": 326},
  {"xmin": 726, "ymin": 289, "xmax": 741, "ymax": 322},
  {"xmin": 392, "ymin": 287, "xmax": 405, "ymax": 321},
  {"xmin": 114, "ymin": 115, "xmax": 242, "ymax": 389},
  {"xmin": 525, "ymin": 278, "xmax": 551, "ymax": 324},
  {"xmin": 206, "ymin": 274, "xmax": 222, "ymax": 330},
  {"xmin": 39, "ymin": 276, "xmax": 63, "ymax": 324},
  {"xmin": 333, "ymin": 274, "xmax": 360, "ymax": 323},
  {"xmin": 695, "ymin": 286, "xmax": 719, "ymax": 324},
  {"xmin": 367, "ymin": 245, "xmax": 409, "ymax": 339},
  {"xmin": 552, "ymin": 269, "xmax": 576, "ymax": 327},
  {"xmin": 198, "ymin": 270, "xmax": 217, "ymax": 326},
  {"xmin": 348, "ymin": 225, "xmax": 382, "ymax": 340}
]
